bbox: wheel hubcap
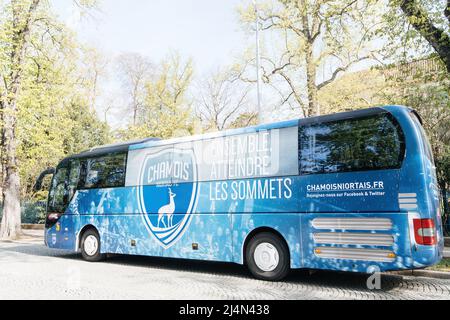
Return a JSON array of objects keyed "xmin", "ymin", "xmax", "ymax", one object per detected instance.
[
  {"xmin": 84, "ymin": 235, "xmax": 98, "ymax": 256},
  {"xmin": 254, "ymin": 242, "xmax": 279, "ymax": 272}
]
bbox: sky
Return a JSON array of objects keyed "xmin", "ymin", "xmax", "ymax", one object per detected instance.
[
  {"xmin": 51, "ymin": 0, "xmax": 253, "ymax": 127},
  {"xmin": 53, "ymin": 0, "xmax": 249, "ymax": 71},
  {"xmin": 50, "ymin": 0, "xmax": 385, "ymax": 128}
]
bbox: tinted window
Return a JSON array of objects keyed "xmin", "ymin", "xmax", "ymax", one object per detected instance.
[
  {"xmin": 409, "ymin": 112, "xmax": 434, "ymax": 163},
  {"xmin": 299, "ymin": 113, "xmax": 404, "ymax": 174},
  {"xmin": 68, "ymin": 159, "xmax": 81, "ymax": 200},
  {"xmin": 80, "ymin": 153, "xmax": 127, "ymax": 189},
  {"xmin": 48, "ymin": 162, "xmax": 69, "ymax": 213}
]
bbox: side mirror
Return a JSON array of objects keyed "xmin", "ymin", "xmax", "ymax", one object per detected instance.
[{"xmin": 33, "ymin": 168, "xmax": 56, "ymax": 192}]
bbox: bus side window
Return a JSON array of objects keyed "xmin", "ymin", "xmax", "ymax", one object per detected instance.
[
  {"xmin": 79, "ymin": 153, "xmax": 127, "ymax": 189},
  {"xmin": 68, "ymin": 159, "xmax": 81, "ymax": 201},
  {"xmin": 299, "ymin": 113, "xmax": 405, "ymax": 175}
]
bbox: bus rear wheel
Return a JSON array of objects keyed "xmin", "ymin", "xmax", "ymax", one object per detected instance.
[
  {"xmin": 246, "ymin": 232, "xmax": 290, "ymax": 281},
  {"xmin": 80, "ymin": 229, "xmax": 105, "ymax": 262}
]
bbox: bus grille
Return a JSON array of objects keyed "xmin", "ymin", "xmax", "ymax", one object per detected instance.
[
  {"xmin": 313, "ymin": 233, "xmax": 394, "ymax": 246},
  {"xmin": 311, "ymin": 217, "xmax": 395, "ymax": 262},
  {"xmin": 314, "ymin": 247, "xmax": 396, "ymax": 263},
  {"xmin": 311, "ymin": 218, "xmax": 392, "ymax": 231}
]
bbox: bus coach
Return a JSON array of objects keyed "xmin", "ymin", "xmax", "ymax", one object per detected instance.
[{"xmin": 35, "ymin": 105, "xmax": 444, "ymax": 281}]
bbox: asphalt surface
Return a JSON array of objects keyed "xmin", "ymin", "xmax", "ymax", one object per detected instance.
[{"xmin": 0, "ymin": 231, "xmax": 449, "ymax": 300}]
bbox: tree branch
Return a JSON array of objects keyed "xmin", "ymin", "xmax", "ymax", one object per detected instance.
[
  {"xmin": 445, "ymin": 0, "xmax": 450, "ymax": 24},
  {"xmin": 317, "ymin": 55, "xmax": 372, "ymax": 90},
  {"xmin": 400, "ymin": 0, "xmax": 450, "ymax": 73}
]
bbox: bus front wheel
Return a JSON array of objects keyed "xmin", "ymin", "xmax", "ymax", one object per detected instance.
[
  {"xmin": 80, "ymin": 229, "xmax": 105, "ymax": 262},
  {"xmin": 246, "ymin": 232, "xmax": 290, "ymax": 281}
]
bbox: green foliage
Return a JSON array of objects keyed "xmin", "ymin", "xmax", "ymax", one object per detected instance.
[
  {"xmin": 0, "ymin": 0, "xmax": 111, "ymax": 200},
  {"xmin": 0, "ymin": 201, "xmax": 46, "ymax": 224},
  {"xmin": 21, "ymin": 201, "xmax": 46, "ymax": 224},
  {"xmin": 429, "ymin": 257, "xmax": 450, "ymax": 271},
  {"xmin": 318, "ymin": 68, "xmax": 387, "ymax": 113},
  {"xmin": 17, "ymin": 89, "xmax": 111, "ymax": 198},
  {"xmin": 62, "ymin": 99, "xmax": 111, "ymax": 155}
]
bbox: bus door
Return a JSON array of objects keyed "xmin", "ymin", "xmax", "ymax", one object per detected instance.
[{"xmin": 46, "ymin": 158, "xmax": 81, "ymax": 249}]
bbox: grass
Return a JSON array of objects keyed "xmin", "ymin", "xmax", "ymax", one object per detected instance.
[{"xmin": 428, "ymin": 258, "xmax": 450, "ymax": 272}]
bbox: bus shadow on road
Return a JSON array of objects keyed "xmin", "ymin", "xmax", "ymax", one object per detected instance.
[
  {"xmin": 102, "ymin": 252, "xmax": 405, "ymax": 292},
  {"xmin": 0, "ymin": 243, "xmax": 405, "ymax": 292}
]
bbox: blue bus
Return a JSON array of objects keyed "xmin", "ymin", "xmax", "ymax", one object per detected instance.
[{"xmin": 36, "ymin": 105, "xmax": 444, "ymax": 281}]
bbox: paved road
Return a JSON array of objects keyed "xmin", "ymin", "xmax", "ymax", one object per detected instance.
[{"xmin": 0, "ymin": 236, "xmax": 449, "ymax": 299}]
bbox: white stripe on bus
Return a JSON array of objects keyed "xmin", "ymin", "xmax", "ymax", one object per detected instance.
[
  {"xmin": 398, "ymin": 198, "xmax": 418, "ymax": 204},
  {"xmin": 398, "ymin": 193, "xmax": 417, "ymax": 198},
  {"xmin": 399, "ymin": 203, "xmax": 418, "ymax": 209}
]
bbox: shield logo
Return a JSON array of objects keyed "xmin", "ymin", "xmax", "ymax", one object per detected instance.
[{"xmin": 137, "ymin": 148, "xmax": 198, "ymax": 248}]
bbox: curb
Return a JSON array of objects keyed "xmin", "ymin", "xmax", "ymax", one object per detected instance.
[
  {"xmin": 387, "ymin": 269, "xmax": 450, "ymax": 280},
  {"xmin": 21, "ymin": 224, "xmax": 44, "ymax": 230}
]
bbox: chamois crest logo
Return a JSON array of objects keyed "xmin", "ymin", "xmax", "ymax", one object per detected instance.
[
  {"xmin": 138, "ymin": 148, "xmax": 198, "ymax": 248},
  {"xmin": 157, "ymin": 188, "xmax": 176, "ymax": 228}
]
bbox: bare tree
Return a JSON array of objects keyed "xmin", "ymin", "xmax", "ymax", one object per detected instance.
[
  {"xmin": 229, "ymin": 111, "xmax": 258, "ymax": 129},
  {"xmin": 238, "ymin": 0, "xmax": 382, "ymax": 117},
  {"xmin": 116, "ymin": 52, "xmax": 153, "ymax": 125},
  {"xmin": 196, "ymin": 69, "xmax": 252, "ymax": 131},
  {"xmin": 82, "ymin": 48, "xmax": 109, "ymax": 112}
]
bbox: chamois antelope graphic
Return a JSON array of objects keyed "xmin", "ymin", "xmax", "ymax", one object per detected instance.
[{"xmin": 157, "ymin": 188, "xmax": 176, "ymax": 228}]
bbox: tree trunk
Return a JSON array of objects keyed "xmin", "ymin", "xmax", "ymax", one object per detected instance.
[
  {"xmin": 305, "ymin": 44, "xmax": 318, "ymax": 117},
  {"xmin": 440, "ymin": 183, "xmax": 449, "ymax": 235},
  {"xmin": 0, "ymin": 158, "xmax": 21, "ymax": 239},
  {"xmin": 0, "ymin": 0, "xmax": 40, "ymax": 240},
  {"xmin": 132, "ymin": 94, "xmax": 137, "ymax": 126},
  {"xmin": 400, "ymin": 0, "xmax": 450, "ymax": 74},
  {"xmin": 0, "ymin": 78, "xmax": 23, "ymax": 240},
  {"xmin": 1, "ymin": 91, "xmax": 22, "ymax": 239}
]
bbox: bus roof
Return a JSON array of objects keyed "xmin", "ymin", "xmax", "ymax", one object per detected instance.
[
  {"xmin": 129, "ymin": 106, "xmax": 398, "ymax": 151},
  {"xmin": 71, "ymin": 137, "xmax": 161, "ymax": 159},
  {"xmin": 68, "ymin": 105, "xmax": 410, "ymax": 158}
]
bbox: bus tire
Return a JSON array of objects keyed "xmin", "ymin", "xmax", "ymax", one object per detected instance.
[
  {"xmin": 246, "ymin": 232, "xmax": 290, "ymax": 281},
  {"xmin": 80, "ymin": 229, "xmax": 105, "ymax": 262}
]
